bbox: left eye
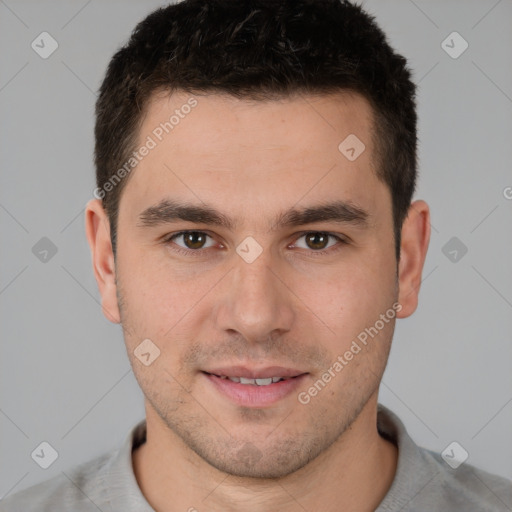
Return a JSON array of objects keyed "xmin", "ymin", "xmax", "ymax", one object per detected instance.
[{"xmin": 293, "ymin": 232, "xmax": 342, "ymax": 251}]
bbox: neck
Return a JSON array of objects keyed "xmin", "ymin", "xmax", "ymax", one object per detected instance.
[{"xmin": 132, "ymin": 395, "xmax": 397, "ymax": 512}]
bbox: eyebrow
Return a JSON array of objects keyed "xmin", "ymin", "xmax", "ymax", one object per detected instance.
[{"xmin": 137, "ymin": 198, "xmax": 370, "ymax": 231}]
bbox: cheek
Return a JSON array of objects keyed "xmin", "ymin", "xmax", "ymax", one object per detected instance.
[
  {"xmin": 298, "ymin": 254, "xmax": 396, "ymax": 334},
  {"xmin": 116, "ymin": 245, "xmax": 194, "ymax": 341}
]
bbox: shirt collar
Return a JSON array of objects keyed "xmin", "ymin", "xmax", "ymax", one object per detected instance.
[
  {"xmin": 104, "ymin": 418, "xmax": 154, "ymax": 511},
  {"xmin": 375, "ymin": 404, "xmax": 440, "ymax": 511}
]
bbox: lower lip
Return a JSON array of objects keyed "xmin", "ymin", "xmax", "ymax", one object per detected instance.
[{"xmin": 203, "ymin": 372, "xmax": 308, "ymax": 408}]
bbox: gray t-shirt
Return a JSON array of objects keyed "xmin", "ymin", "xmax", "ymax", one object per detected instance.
[{"xmin": 1, "ymin": 405, "xmax": 511, "ymax": 511}]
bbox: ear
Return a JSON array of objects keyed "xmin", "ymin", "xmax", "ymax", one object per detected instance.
[
  {"xmin": 396, "ymin": 200, "xmax": 431, "ymax": 318},
  {"xmin": 84, "ymin": 198, "xmax": 121, "ymax": 324}
]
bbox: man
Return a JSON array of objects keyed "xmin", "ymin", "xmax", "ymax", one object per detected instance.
[{"xmin": 2, "ymin": 0, "xmax": 511, "ymax": 511}]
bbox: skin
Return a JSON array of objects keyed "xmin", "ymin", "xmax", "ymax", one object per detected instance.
[{"xmin": 85, "ymin": 90, "xmax": 430, "ymax": 512}]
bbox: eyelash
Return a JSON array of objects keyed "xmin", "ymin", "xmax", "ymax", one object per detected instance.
[{"xmin": 162, "ymin": 230, "xmax": 348, "ymax": 258}]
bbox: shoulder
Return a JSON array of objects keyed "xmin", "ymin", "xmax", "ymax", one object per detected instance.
[
  {"xmin": 0, "ymin": 450, "xmax": 114, "ymax": 512},
  {"xmin": 377, "ymin": 405, "xmax": 512, "ymax": 511},
  {"xmin": 416, "ymin": 447, "xmax": 512, "ymax": 511}
]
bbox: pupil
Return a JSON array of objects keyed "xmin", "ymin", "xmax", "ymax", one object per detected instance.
[
  {"xmin": 307, "ymin": 233, "xmax": 327, "ymax": 250},
  {"xmin": 186, "ymin": 232, "xmax": 205, "ymax": 249}
]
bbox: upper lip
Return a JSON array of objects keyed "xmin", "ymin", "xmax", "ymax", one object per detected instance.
[{"xmin": 203, "ymin": 366, "xmax": 307, "ymax": 379}]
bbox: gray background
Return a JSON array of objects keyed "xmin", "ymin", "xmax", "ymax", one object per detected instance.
[{"xmin": 1, "ymin": 0, "xmax": 511, "ymax": 498}]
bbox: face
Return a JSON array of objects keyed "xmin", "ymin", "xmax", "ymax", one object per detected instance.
[{"xmin": 96, "ymin": 91, "xmax": 404, "ymax": 478}]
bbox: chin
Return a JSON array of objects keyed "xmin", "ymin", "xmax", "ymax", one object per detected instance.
[{"xmin": 182, "ymin": 430, "xmax": 331, "ymax": 480}]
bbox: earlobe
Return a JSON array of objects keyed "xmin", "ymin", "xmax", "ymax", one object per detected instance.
[
  {"xmin": 396, "ymin": 200, "xmax": 431, "ymax": 319},
  {"xmin": 84, "ymin": 198, "xmax": 121, "ymax": 324}
]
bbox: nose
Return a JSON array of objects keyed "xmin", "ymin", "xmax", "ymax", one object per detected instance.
[{"xmin": 213, "ymin": 246, "xmax": 295, "ymax": 346}]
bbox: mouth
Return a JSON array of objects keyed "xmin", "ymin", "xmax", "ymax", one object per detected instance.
[
  {"xmin": 204, "ymin": 374, "xmax": 294, "ymax": 386},
  {"xmin": 201, "ymin": 367, "xmax": 309, "ymax": 407}
]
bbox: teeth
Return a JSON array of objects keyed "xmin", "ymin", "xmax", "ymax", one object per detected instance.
[
  {"xmin": 255, "ymin": 378, "xmax": 273, "ymax": 386},
  {"xmin": 221, "ymin": 376, "xmax": 286, "ymax": 385}
]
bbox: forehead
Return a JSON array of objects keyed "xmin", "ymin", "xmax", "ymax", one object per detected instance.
[
  {"xmin": 141, "ymin": 90, "xmax": 375, "ymax": 160},
  {"xmin": 119, "ymin": 90, "xmax": 388, "ymax": 225}
]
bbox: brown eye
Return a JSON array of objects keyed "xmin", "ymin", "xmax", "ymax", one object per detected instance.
[
  {"xmin": 168, "ymin": 231, "xmax": 215, "ymax": 251},
  {"xmin": 182, "ymin": 232, "xmax": 207, "ymax": 249},
  {"xmin": 304, "ymin": 232, "xmax": 330, "ymax": 250},
  {"xmin": 292, "ymin": 232, "xmax": 346, "ymax": 256}
]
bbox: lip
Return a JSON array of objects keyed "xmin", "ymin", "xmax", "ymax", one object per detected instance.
[
  {"xmin": 202, "ymin": 369, "xmax": 308, "ymax": 408},
  {"xmin": 203, "ymin": 366, "xmax": 306, "ymax": 379}
]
